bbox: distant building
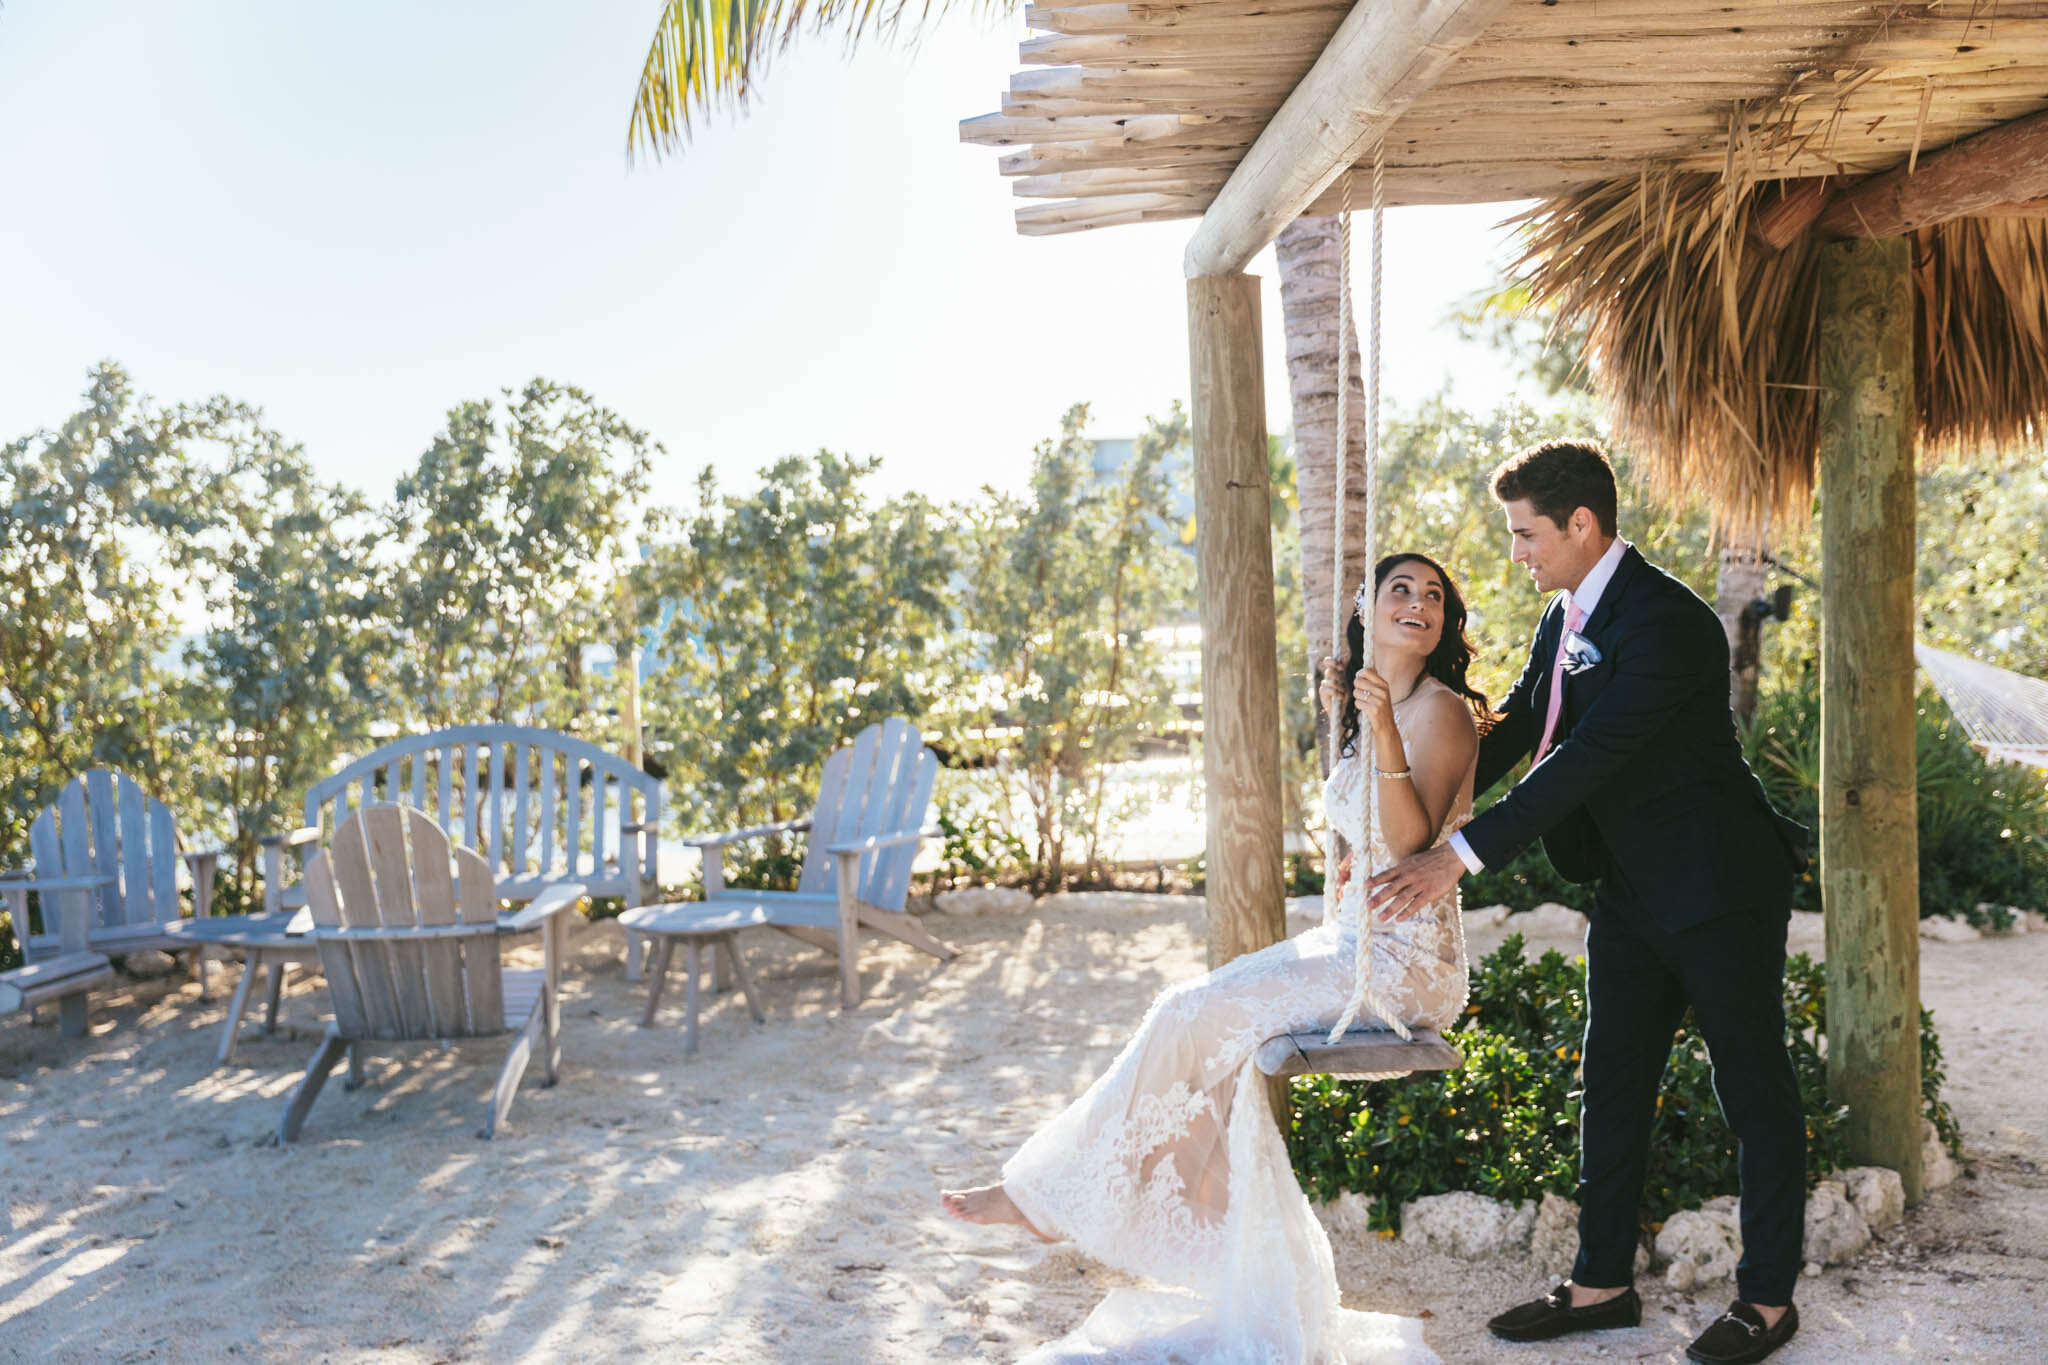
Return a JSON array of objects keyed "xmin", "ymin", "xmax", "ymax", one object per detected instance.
[{"xmin": 1087, "ymin": 436, "xmax": 1197, "ymax": 549}]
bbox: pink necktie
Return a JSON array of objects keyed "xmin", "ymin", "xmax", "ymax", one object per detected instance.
[{"xmin": 1534, "ymin": 601, "xmax": 1588, "ymax": 763}]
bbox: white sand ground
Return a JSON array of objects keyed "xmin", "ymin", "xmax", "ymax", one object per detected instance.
[{"xmin": 2, "ymin": 899, "xmax": 2044, "ymax": 1364}]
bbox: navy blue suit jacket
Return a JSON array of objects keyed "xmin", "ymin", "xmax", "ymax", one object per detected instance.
[{"xmin": 1461, "ymin": 545, "xmax": 1809, "ymax": 932}]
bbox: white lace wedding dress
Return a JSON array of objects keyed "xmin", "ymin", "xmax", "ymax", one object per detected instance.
[{"xmin": 1001, "ymin": 683, "xmax": 1474, "ymax": 1364}]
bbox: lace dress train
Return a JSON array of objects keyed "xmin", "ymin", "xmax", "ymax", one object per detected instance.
[{"xmin": 1002, "ymin": 693, "xmax": 1474, "ymax": 1364}]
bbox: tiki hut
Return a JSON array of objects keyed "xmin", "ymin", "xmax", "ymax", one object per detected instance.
[{"xmin": 962, "ymin": 1, "xmax": 2048, "ymax": 1200}]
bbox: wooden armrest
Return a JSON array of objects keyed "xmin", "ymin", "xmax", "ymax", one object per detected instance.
[
  {"xmin": 258, "ymin": 826, "xmax": 321, "ymax": 849},
  {"xmin": 0, "ymin": 950, "xmax": 114, "ymax": 1012},
  {"xmin": 620, "ymin": 820, "xmax": 657, "ymax": 834},
  {"xmin": 180, "ymin": 850, "xmax": 225, "ymax": 864},
  {"xmin": 504, "ymin": 884, "xmax": 587, "ymax": 933},
  {"xmin": 685, "ymin": 818, "xmax": 811, "ymax": 849},
  {"xmin": 0, "ymin": 874, "xmax": 116, "ymax": 893},
  {"xmin": 824, "ymin": 828, "xmax": 937, "ymax": 857}
]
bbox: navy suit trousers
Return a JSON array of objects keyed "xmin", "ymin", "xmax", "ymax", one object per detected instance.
[{"xmin": 1571, "ymin": 906, "xmax": 1808, "ymax": 1305}]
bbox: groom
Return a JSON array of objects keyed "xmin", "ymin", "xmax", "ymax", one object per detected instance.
[{"xmin": 1366, "ymin": 440, "xmax": 1810, "ymax": 1365}]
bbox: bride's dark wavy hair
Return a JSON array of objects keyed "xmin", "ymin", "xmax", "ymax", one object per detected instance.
[{"xmin": 1337, "ymin": 552, "xmax": 1491, "ymax": 757}]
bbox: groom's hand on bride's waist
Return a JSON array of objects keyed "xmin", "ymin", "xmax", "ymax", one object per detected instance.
[{"xmin": 1365, "ymin": 844, "xmax": 1465, "ymax": 922}]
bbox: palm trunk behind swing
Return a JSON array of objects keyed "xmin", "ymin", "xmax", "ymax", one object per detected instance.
[{"xmin": 1276, "ymin": 215, "xmax": 1371, "ymax": 787}]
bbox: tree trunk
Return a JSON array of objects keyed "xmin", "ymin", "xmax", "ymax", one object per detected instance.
[
  {"xmin": 1188, "ymin": 273, "xmax": 1288, "ymax": 971},
  {"xmin": 1715, "ymin": 540, "xmax": 1768, "ymax": 726},
  {"xmin": 1275, "ymin": 215, "xmax": 1368, "ymax": 778},
  {"xmin": 1816, "ymin": 235, "xmax": 1924, "ymax": 1203}
]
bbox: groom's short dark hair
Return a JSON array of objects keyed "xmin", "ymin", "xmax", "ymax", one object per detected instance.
[{"xmin": 1490, "ymin": 439, "xmax": 1618, "ymax": 537}]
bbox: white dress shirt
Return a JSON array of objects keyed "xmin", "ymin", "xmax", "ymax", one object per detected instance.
[{"xmin": 1447, "ymin": 537, "xmax": 1631, "ymax": 874}]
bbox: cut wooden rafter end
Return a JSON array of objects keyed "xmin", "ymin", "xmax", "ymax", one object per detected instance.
[{"xmin": 959, "ymin": 111, "xmax": 1225, "ymax": 146}]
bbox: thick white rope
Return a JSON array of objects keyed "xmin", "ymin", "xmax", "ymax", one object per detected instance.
[
  {"xmin": 1326, "ymin": 172, "xmax": 1353, "ymax": 777},
  {"xmin": 1327, "ymin": 143, "xmax": 1410, "ymax": 1049}
]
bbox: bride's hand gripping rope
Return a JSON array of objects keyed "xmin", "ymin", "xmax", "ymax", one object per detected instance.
[
  {"xmin": 1354, "ymin": 666, "xmax": 1399, "ymax": 746},
  {"xmin": 1316, "ymin": 654, "xmax": 1346, "ymax": 718}
]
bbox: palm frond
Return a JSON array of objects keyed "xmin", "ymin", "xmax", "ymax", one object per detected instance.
[
  {"xmin": 1513, "ymin": 173, "xmax": 2048, "ymax": 534},
  {"xmin": 626, "ymin": 0, "xmax": 1017, "ymax": 162}
]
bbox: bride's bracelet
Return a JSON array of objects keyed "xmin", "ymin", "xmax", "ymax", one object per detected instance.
[{"xmin": 1373, "ymin": 765, "xmax": 1412, "ymax": 781}]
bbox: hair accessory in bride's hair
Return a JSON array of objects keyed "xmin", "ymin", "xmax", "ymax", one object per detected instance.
[{"xmin": 1352, "ymin": 577, "xmax": 1373, "ymax": 617}]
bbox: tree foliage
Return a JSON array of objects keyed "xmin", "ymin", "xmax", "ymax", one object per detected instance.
[
  {"xmin": 8, "ymin": 355, "xmax": 2043, "ymax": 959},
  {"xmin": 387, "ymin": 380, "xmax": 653, "ymax": 733},
  {"xmin": 0, "ymin": 364, "xmax": 219, "ymax": 863},
  {"xmin": 638, "ymin": 451, "xmax": 955, "ymax": 833},
  {"xmin": 954, "ymin": 403, "xmax": 1193, "ymax": 887},
  {"xmin": 184, "ymin": 440, "xmax": 388, "ymax": 898}
]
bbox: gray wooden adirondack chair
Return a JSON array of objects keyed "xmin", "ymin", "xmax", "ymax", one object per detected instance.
[
  {"xmin": 0, "ymin": 770, "xmax": 222, "ymax": 1035},
  {"xmin": 685, "ymin": 718, "xmax": 954, "ymax": 1008},
  {"xmin": 278, "ymin": 805, "xmax": 582, "ymax": 1143}
]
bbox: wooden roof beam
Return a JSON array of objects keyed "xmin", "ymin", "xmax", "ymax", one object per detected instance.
[
  {"xmin": 1182, "ymin": 0, "xmax": 1511, "ymax": 277},
  {"xmin": 1758, "ymin": 106, "xmax": 2048, "ymax": 250},
  {"xmin": 1816, "ymin": 104, "xmax": 2048, "ymax": 240}
]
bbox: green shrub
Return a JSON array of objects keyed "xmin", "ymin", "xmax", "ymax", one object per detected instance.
[
  {"xmin": 1286, "ymin": 936, "xmax": 1958, "ymax": 1232},
  {"xmin": 724, "ymin": 844, "xmax": 804, "ymax": 891},
  {"xmin": 1464, "ymin": 843, "xmax": 1586, "ymax": 915},
  {"xmin": 934, "ymin": 793, "xmax": 1031, "ymax": 887},
  {"xmin": 1746, "ymin": 679, "xmax": 2048, "ymax": 924},
  {"xmin": 657, "ymin": 840, "xmax": 807, "ymax": 909}
]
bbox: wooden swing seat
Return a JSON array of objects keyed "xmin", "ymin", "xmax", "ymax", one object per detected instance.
[{"xmin": 1256, "ymin": 1026, "xmax": 1462, "ymax": 1080}]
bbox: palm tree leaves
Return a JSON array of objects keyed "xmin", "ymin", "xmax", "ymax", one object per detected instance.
[{"xmin": 626, "ymin": 0, "xmax": 1013, "ymax": 159}]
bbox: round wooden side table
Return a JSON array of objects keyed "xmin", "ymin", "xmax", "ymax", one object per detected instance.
[{"xmin": 616, "ymin": 903, "xmax": 768, "ymax": 1052}]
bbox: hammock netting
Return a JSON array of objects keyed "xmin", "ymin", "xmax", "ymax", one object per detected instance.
[{"xmin": 1916, "ymin": 643, "xmax": 2048, "ymax": 771}]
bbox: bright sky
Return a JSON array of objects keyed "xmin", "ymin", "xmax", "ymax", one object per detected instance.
[{"xmin": 0, "ymin": 1, "xmax": 1531, "ymax": 509}]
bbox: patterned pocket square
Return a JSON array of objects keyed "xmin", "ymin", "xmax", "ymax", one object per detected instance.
[{"xmin": 1561, "ymin": 630, "xmax": 1603, "ymax": 674}]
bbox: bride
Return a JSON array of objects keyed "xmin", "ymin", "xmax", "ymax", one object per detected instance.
[{"xmin": 942, "ymin": 552, "xmax": 1490, "ymax": 1364}]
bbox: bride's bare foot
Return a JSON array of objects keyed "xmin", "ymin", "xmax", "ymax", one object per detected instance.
[{"xmin": 940, "ymin": 1183, "xmax": 1058, "ymax": 1242}]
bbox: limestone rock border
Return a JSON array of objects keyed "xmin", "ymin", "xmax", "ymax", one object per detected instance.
[{"xmin": 1318, "ymin": 1132, "xmax": 1955, "ymax": 1293}]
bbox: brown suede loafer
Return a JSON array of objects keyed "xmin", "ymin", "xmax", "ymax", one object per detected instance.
[
  {"xmin": 1487, "ymin": 1283, "xmax": 1643, "ymax": 1342},
  {"xmin": 1685, "ymin": 1301, "xmax": 1799, "ymax": 1363}
]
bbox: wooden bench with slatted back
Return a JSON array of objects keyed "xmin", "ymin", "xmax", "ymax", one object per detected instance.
[{"xmin": 262, "ymin": 726, "xmax": 657, "ymax": 951}]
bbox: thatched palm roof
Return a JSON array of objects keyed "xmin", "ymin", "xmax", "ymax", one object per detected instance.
[
  {"xmin": 964, "ymin": 1, "xmax": 2048, "ymax": 235},
  {"xmin": 962, "ymin": 1, "xmax": 2048, "ymax": 529},
  {"xmin": 1516, "ymin": 175, "xmax": 2048, "ymax": 532}
]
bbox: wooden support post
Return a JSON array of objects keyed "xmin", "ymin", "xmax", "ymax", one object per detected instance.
[
  {"xmin": 1816, "ymin": 235, "xmax": 1924, "ymax": 1203},
  {"xmin": 1188, "ymin": 273, "xmax": 1286, "ymax": 971},
  {"xmin": 618, "ymin": 583, "xmax": 643, "ymax": 770}
]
